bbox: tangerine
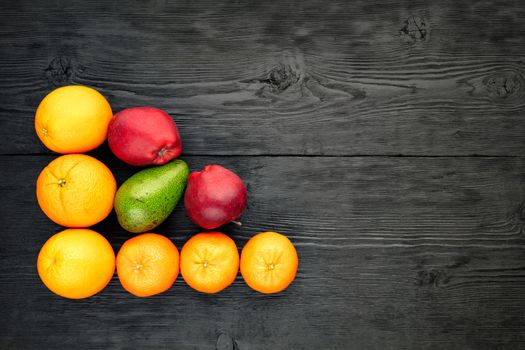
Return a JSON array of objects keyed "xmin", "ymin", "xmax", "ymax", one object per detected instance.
[
  {"xmin": 180, "ymin": 232, "xmax": 239, "ymax": 293},
  {"xmin": 116, "ymin": 233, "xmax": 179, "ymax": 297},
  {"xmin": 240, "ymin": 231, "xmax": 298, "ymax": 294}
]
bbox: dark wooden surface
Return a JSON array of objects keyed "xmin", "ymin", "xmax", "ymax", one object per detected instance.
[{"xmin": 1, "ymin": 1, "xmax": 525, "ymax": 349}]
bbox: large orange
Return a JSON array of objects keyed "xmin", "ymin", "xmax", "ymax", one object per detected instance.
[
  {"xmin": 116, "ymin": 233, "xmax": 179, "ymax": 297},
  {"xmin": 240, "ymin": 231, "xmax": 298, "ymax": 294},
  {"xmin": 36, "ymin": 154, "xmax": 116, "ymax": 227},
  {"xmin": 35, "ymin": 85, "xmax": 112, "ymax": 153},
  {"xmin": 37, "ymin": 229, "xmax": 115, "ymax": 299},
  {"xmin": 180, "ymin": 232, "xmax": 239, "ymax": 293}
]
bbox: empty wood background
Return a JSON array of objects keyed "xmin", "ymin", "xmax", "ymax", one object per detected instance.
[{"xmin": 1, "ymin": 0, "xmax": 525, "ymax": 349}]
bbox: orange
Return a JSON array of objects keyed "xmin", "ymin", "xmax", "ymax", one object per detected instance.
[
  {"xmin": 35, "ymin": 85, "xmax": 112, "ymax": 153},
  {"xmin": 180, "ymin": 232, "xmax": 239, "ymax": 293},
  {"xmin": 240, "ymin": 231, "xmax": 298, "ymax": 294},
  {"xmin": 36, "ymin": 154, "xmax": 116, "ymax": 227},
  {"xmin": 116, "ymin": 233, "xmax": 179, "ymax": 297},
  {"xmin": 37, "ymin": 229, "xmax": 115, "ymax": 299}
]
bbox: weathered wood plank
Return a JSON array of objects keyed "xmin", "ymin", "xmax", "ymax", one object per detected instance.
[
  {"xmin": 1, "ymin": 0, "xmax": 525, "ymax": 155},
  {"xmin": 1, "ymin": 155, "xmax": 524, "ymax": 349}
]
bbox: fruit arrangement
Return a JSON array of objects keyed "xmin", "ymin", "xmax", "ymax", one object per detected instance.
[{"xmin": 34, "ymin": 85, "xmax": 298, "ymax": 299}]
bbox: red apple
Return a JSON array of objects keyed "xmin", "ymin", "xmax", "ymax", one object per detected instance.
[
  {"xmin": 184, "ymin": 165, "xmax": 247, "ymax": 229},
  {"xmin": 108, "ymin": 107, "xmax": 182, "ymax": 166}
]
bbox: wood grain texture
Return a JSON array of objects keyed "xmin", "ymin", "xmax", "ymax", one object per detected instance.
[
  {"xmin": 1, "ymin": 0, "xmax": 525, "ymax": 155},
  {"xmin": 2, "ymin": 0, "xmax": 525, "ymax": 349},
  {"xmin": 1, "ymin": 154, "xmax": 525, "ymax": 349}
]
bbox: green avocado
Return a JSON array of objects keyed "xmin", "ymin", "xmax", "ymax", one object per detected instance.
[{"xmin": 114, "ymin": 159, "xmax": 189, "ymax": 233}]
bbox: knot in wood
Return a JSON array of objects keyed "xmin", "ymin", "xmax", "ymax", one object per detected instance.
[
  {"xmin": 216, "ymin": 333, "xmax": 238, "ymax": 350},
  {"xmin": 45, "ymin": 57, "xmax": 75, "ymax": 86},
  {"xmin": 509, "ymin": 203, "xmax": 525, "ymax": 234},
  {"xmin": 399, "ymin": 16, "xmax": 428, "ymax": 43},
  {"xmin": 483, "ymin": 71, "xmax": 523, "ymax": 99},
  {"xmin": 264, "ymin": 63, "xmax": 301, "ymax": 93},
  {"xmin": 416, "ymin": 269, "xmax": 449, "ymax": 287}
]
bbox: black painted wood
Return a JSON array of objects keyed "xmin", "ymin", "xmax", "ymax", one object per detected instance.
[
  {"xmin": 1, "ymin": 0, "xmax": 525, "ymax": 349},
  {"xmin": 1, "ymin": 154, "xmax": 525, "ymax": 349},
  {"xmin": 1, "ymin": 0, "xmax": 525, "ymax": 156}
]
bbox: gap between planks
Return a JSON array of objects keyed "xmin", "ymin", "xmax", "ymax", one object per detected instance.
[{"xmin": 0, "ymin": 153, "xmax": 522, "ymax": 158}]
